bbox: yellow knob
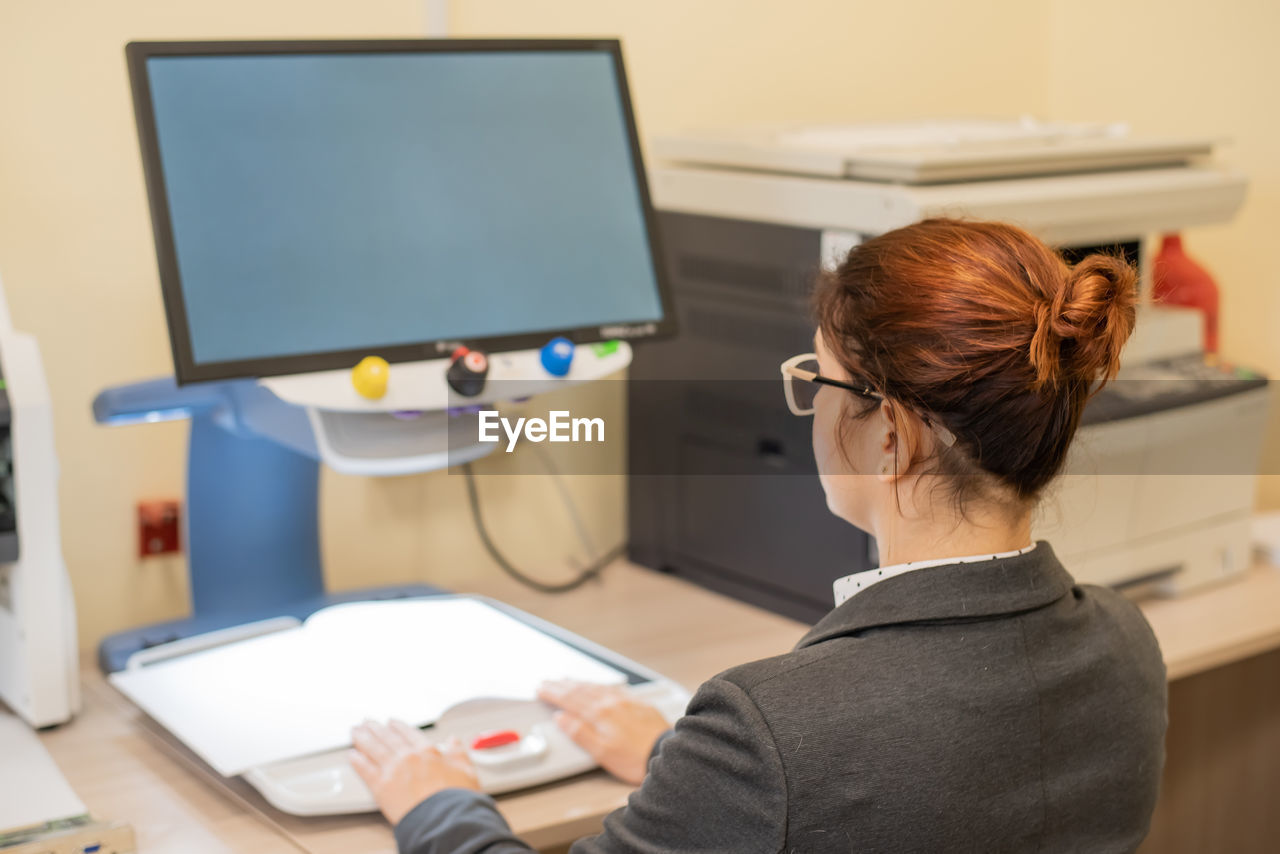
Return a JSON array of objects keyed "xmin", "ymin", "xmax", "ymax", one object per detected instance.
[{"xmin": 351, "ymin": 356, "xmax": 390, "ymax": 400}]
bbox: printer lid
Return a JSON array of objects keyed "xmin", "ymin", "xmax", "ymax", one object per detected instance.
[{"xmin": 653, "ymin": 118, "xmax": 1216, "ymax": 184}]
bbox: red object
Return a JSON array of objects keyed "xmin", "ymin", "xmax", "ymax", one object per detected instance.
[
  {"xmin": 1153, "ymin": 233, "xmax": 1220, "ymax": 353},
  {"xmin": 138, "ymin": 500, "xmax": 181, "ymax": 557},
  {"xmin": 470, "ymin": 730, "xmax": 521, "ymax": 750},
  {"xmin": 451, "ymin": 346, "xmax": 488, "ymax": 372}
]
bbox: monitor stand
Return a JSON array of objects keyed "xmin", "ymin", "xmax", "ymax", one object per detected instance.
[
  {"xmin": 91, "ymin": 344, "xmax": 633, "ymax": 673},
  {"xmin": 92, "ymin": 378, "xmax": 448, "ymax": 673}
]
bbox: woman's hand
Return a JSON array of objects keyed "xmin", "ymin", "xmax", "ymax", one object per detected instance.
[
  {"xmin": 349, "ymin": 719, "xmax": 481, "ymax": 826},
  {"xmin": 537, "ymin": 680, "xmax": 671, "ymax": 786}
]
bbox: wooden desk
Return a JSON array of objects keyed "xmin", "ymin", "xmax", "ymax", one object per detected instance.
[
  {"xmin": 37, "ymin": 560, "xmax": 1280, "ymax": 853},
  {"xmin": 1133, "ymin": 564, "xmax": 1280, "ymax": 854}
]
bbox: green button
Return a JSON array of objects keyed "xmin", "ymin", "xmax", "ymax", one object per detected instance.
[{"xmin": 592, "ymin": 340, "xmax": 620, "ymax": 357}]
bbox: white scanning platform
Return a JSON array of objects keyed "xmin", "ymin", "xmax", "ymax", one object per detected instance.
[{"xmin": 109, "ymin": 597, "xmax": 630, "ymax": 778}]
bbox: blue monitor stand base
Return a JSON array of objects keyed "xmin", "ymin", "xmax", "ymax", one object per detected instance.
[{"xmin": 94, "ymin": 377, "xmax": 447, "ymax": 673}]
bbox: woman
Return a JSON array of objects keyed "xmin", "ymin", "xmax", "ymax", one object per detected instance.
[{"xmin": 351, "ymin": 218, "xmax": 1167, "ymax": 853}]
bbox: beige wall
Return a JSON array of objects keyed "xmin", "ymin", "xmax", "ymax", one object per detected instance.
[
  {"xmin": 0, "ymin": 0, "xmax": 429, "ymax": 649},
  {"xmin": 0, "ymin": 1, "xmax": 1273, "ymax": 651},
  {"xmin": 452, "ymin": 0, "xmax": 1051, "ymax": 130}
]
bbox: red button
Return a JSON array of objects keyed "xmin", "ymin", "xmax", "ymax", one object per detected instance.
[{"xmin": 471, "ymin": 730, "xmax": 521, "ymax": 750}]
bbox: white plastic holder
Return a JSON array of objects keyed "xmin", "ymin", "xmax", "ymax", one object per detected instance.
[
  {"xmin": 260, "ymin": 342, "xmax": 632, "ymax": 414},
  {"xmin": 250, "ymin": 342, "xmax": 631, "ymax": 476},
  {"xmin": 243, "ymin": 680, "xmax": 689, "ymax": 816}
]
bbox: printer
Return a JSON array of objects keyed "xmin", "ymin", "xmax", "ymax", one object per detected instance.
[{"xmin": 627, "ymin": 118, "xmax": 1269, "ymax": 622}]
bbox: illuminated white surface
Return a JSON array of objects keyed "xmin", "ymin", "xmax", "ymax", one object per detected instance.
[{"xmin": 110, "ymin": 597, "xmax": 628, "ymax": 778}]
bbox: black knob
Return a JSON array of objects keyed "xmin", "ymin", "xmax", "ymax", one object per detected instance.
[{"xmin": 447, "ymin": 347, "xmax": 489, "ymax": 397}]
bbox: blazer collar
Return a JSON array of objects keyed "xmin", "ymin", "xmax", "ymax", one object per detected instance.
[{"xmin": 797, "ymin": 540, "xmax": 1074, "ymax": 649}]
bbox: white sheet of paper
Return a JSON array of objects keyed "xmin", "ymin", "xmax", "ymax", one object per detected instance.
[
  {"xmin": 0, "ymin": 710, "xmax": 88, "ymax": 835},
  {"xmin": 109, "ymin": 597, "xmax": 627, "ymax": 777}
]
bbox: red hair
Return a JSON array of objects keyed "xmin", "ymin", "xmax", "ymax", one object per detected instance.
[{"xmin": 815, "ymin": 218, "xmax": 1137, "ymax": 503}]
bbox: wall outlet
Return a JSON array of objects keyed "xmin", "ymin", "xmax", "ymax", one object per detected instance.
[{"xmin": 138, "ymin": 500, "xmax": 181, "ymax": 558}]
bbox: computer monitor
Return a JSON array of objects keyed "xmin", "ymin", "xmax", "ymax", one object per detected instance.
[{"xmin": 126, "ymin": 40, "xmax": 674, "ymax": 385}]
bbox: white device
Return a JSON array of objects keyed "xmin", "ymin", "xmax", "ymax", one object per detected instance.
[
  {"xmin": 109, "ymin": 596, "xmax": 690, "ymax": 816},
  {"xmin": 650, "ymin": 117, "xmax": 1266, "ymax": 596},
  {"xmin": 0, "ymin": 276, "xmax": 79, "ymax": 729}
]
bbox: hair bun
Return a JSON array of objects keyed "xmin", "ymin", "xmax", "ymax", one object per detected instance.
[{"xmin": 1029, "ymin": 254, "xmax": 1137, "ymax": 390}]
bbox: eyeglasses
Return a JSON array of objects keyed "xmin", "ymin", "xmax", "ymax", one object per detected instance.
[
  {"xmin": 779, "ymin": 353, "xmax": 957, "ymax": 448},
  {"xmin": 780, "ymin": 353, "xmax": 880, "ymax": 415}
]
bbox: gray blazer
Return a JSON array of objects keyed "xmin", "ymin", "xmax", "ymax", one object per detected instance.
[{"xmin": 396, "ymin": 542, "xmax": 1167, "ymax": 853}]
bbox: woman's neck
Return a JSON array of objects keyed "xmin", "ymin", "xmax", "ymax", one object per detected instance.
[{"xmin": 872, "ymin": 510, "xmax": 1033, "ymax": 568}]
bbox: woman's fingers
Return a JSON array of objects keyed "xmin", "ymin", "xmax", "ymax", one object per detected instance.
[
  {"xmin": 438, "ymin": 736, "xmax": 474, "ymax": 773},
  {"xmin": 547, "ymin": 692, "xmax": 670, "ymax": 787},
  {"xmin": 358, "ymin": 695, "xmax": 663, "ymax": 797},
  {"xmin": 538, "ymin": 679, "xmax": 587, "ymax": 710},
  {"xmin": 351, "ymin": 721, "xmax": 396, "ymax": 765},
  {"xmin": 389, "ymin": 719, "xmax": 432, "ymax": 750},
  {"xmin": 346, "ymin": 727, "xmax": 482, "ymax": 826},
  {"xmin": 539, "ymin": 680, "xmax": 618, "ymax": 717},
  {"xmin": 353, "ymin": 721, "xmax": 470, "ymax": 775},
  {"xmin": 554, "ymin": 710, "xmax": 607, "ymax": 756},
  {"xmin": 348, "ymin": 748, "xmax": 379, "ymax": 786},
  {"xmin": 352, "ymin": 719, "xmax": 425, "ymax": 768}
]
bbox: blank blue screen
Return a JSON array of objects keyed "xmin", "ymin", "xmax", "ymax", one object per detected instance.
[{"xmin": 146, "ymin": 51, "xmax": 664, "ymax": 366}]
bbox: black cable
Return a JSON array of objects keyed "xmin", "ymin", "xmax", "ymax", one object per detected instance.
[{"xmin": 461, "ymin": 461, "xmax": 625, "ymax": 593}]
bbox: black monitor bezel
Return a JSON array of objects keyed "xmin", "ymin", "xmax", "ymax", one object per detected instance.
[{"xmin": 126, "ymin": 39, "xmax": 676, "ymax": 385}]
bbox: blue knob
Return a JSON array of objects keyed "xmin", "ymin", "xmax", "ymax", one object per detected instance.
[{"xmin": 540, "ymin": 337, "xmax": 575, "ymax": 377}]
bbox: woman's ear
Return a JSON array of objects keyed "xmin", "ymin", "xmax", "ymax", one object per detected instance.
[
  {"xmin": 876, "ymin": 398, "xmax": 925, "ymax": 483},
  {"xmin": 876, "ymin": 399, "xmax": 899, "ymax": 484}
]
